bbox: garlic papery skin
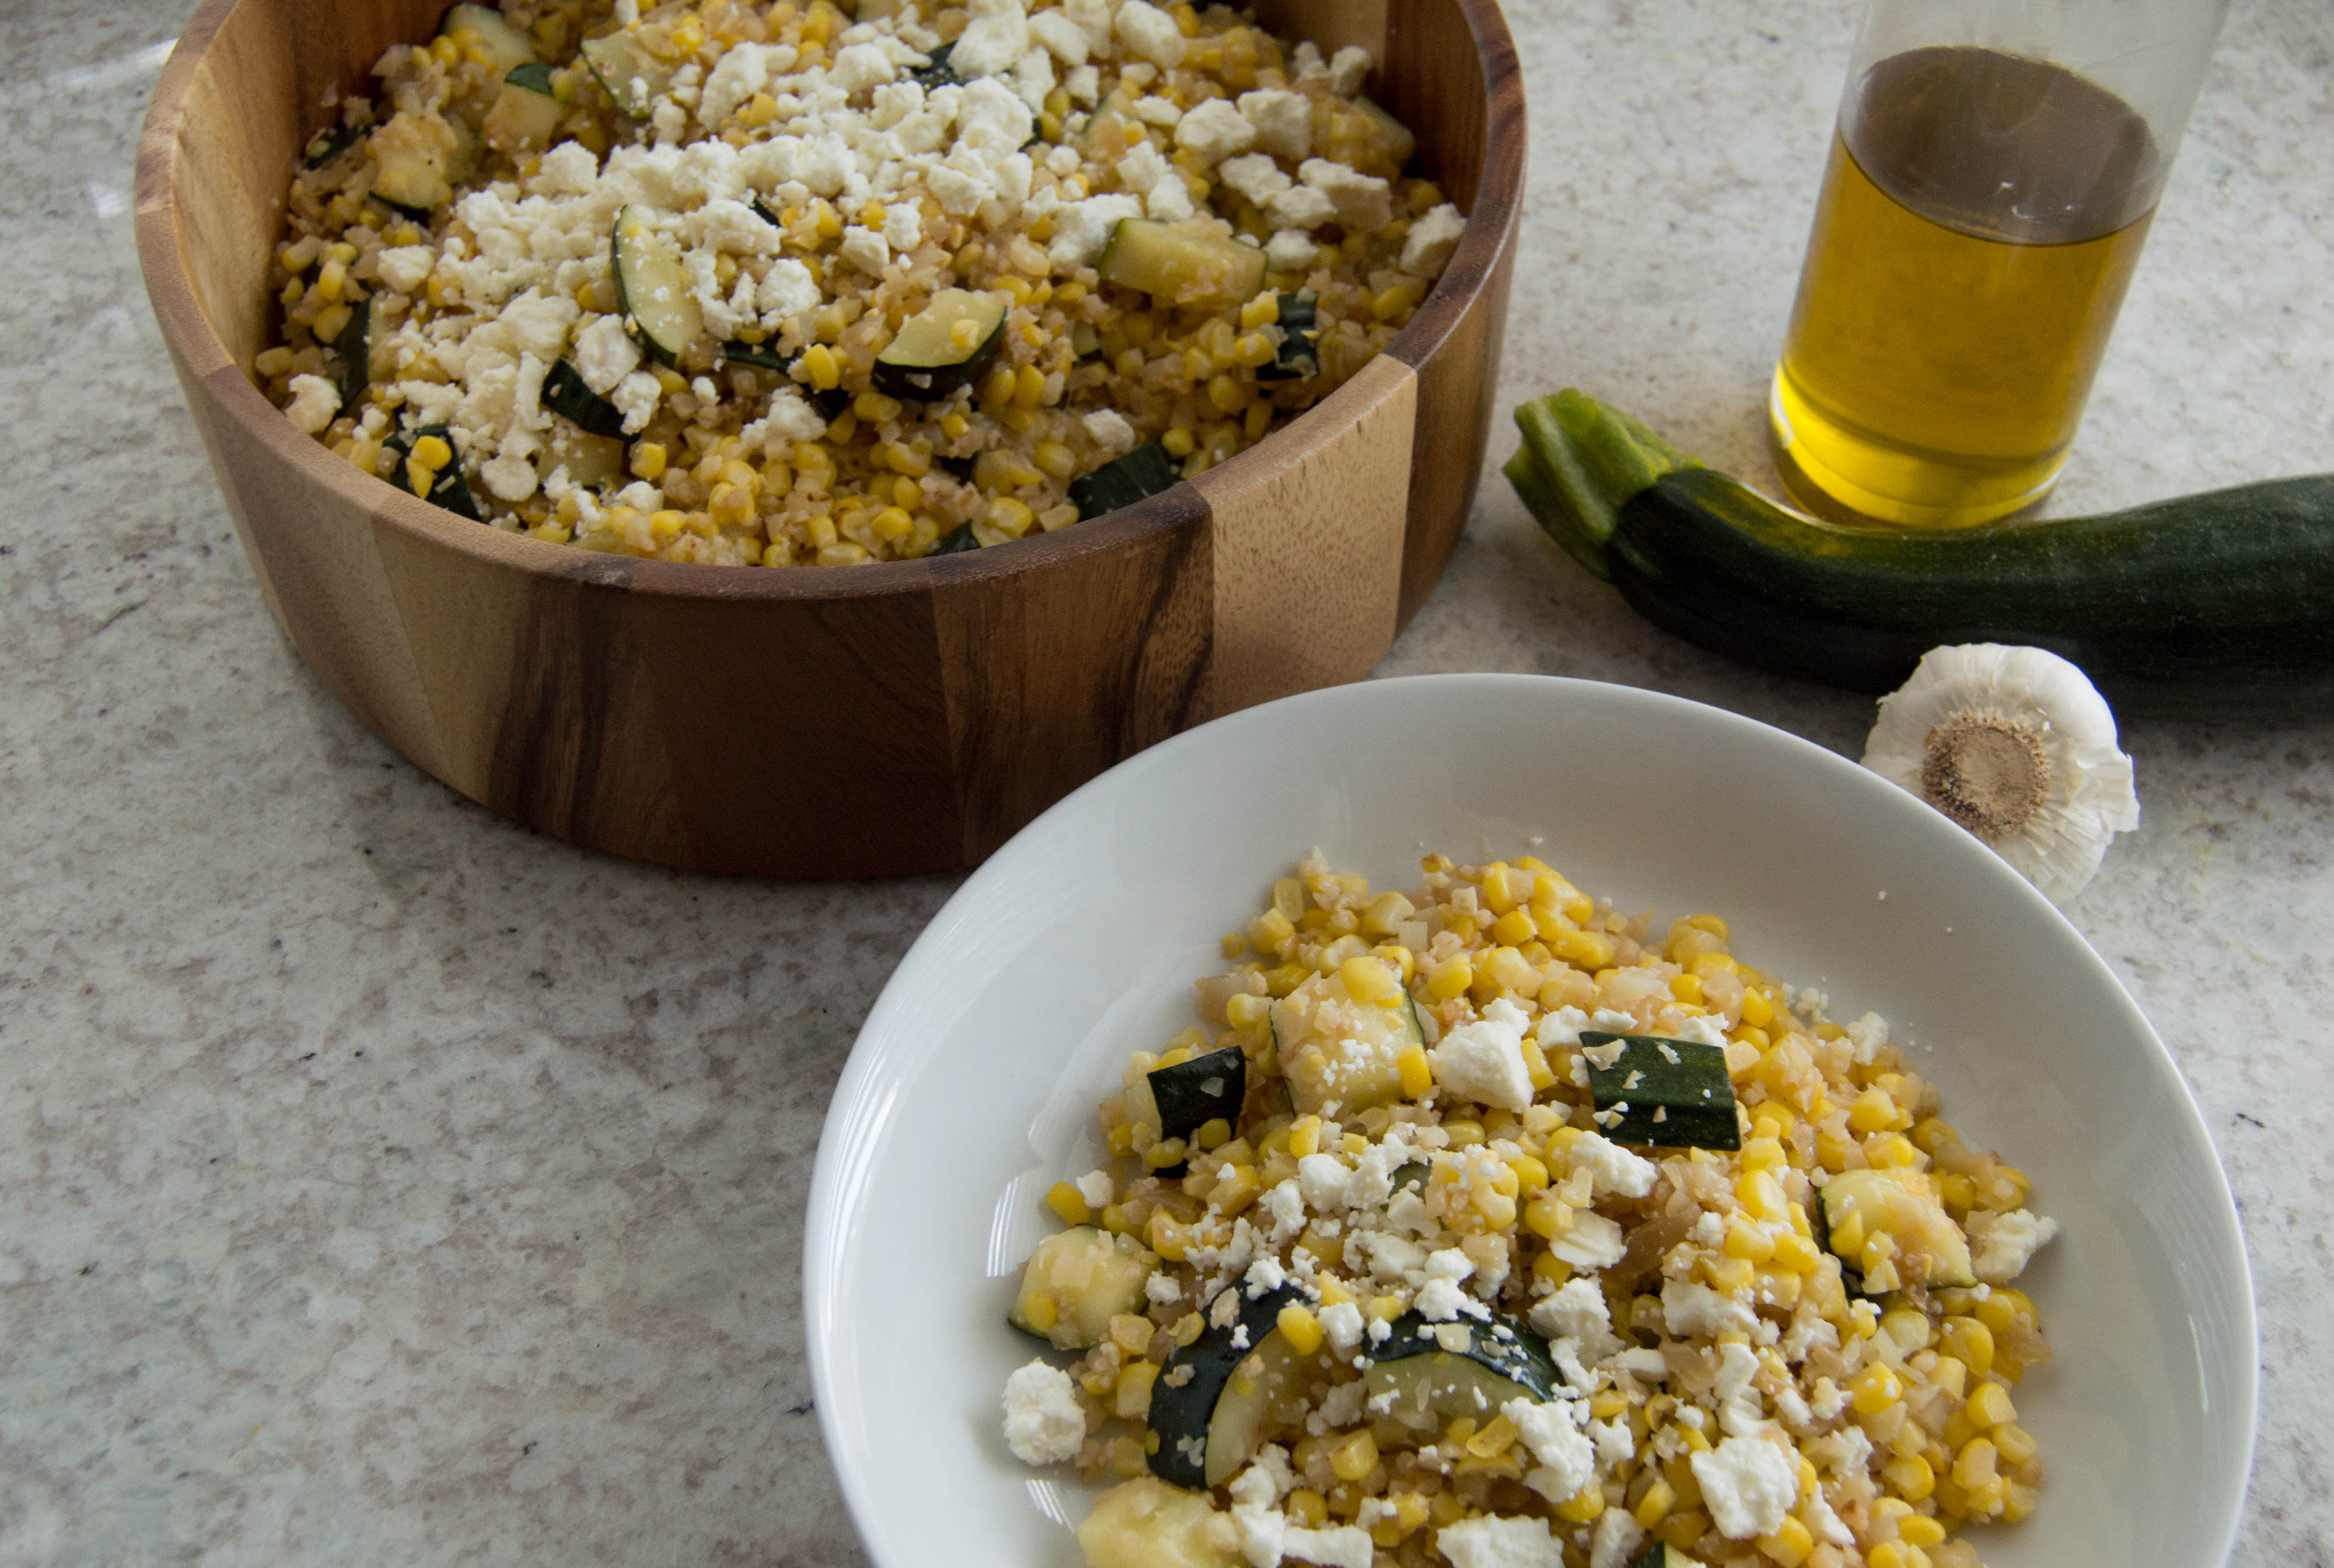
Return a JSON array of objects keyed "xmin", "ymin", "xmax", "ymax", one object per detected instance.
[{"xmin": 1861, "ymin": 644, "xmax": 2140, "ymax": 903}]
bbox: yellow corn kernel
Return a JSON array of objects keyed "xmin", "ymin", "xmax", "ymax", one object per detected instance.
[
  {"xmin": 1701, "ymin": 1254, "xmax": 1755, "ymax": 1293},
  {"xmin": 1396, "ymin": 1042, "xmax": 1432, "ymax": 1100},
  {"xmin": 625, "ymin": 441, "xmax": 668, "ymax": 481},
  {"xmin": 1161, "ymin": 424, "xmax": 1196, "ymax": 457},
  {"xmin": 1012, "ymin": 362, "xmax": 1047, "ymax": 411},
  {"xmin": 1897, "ymin": 1515, "xmax": 1947, "ymax": 1549},
  {"xmin": 1881, "ymin": 1309, "xmax": 1933, "ymax": 1353},
  {"xmin": 1508, "ymin": 1154, "xmax": 1550, "ymax": 1196},
  {"xmin": 1239, "ymin": 293, "xmax": 1280, "ymax": 330},
  {"xmin": 1869, "ymin": 1133, "xmax": 1919, "ymax": 1168},
  {"xmin": 1928, "ymin": 1355, "xmax": 1969, "ymax": 1399},
  {"xmin": 1589, "ymin": 1389, "xmax": 1629, "ymax": 1421},
  {"xmin": 1225, "ymin": 993, "xmax": 1272, "ymax": 1033},
  {"xmin": 1966, "ymin": 1381, "xmax": 2017, "ymax": 1429},
  {"xmin": 1018, "ymin": 1290, "xmax": 1058, "ymax": 1332},
  {"xmin": 801, "ymin": 343, "xmax": 840, "ymax": 390},
  {"xmin": 1669, "ymin": 973, "xmax": 1704, "ymax": 1005},
  {"xmin": 854, "ymin": 390, "xmax": 903, "ymax": 424},
  {"xmin": 1772, "ymin": 1233, "xmax": 1822, "ymax": 1274},
  {"xmin": 1485, "ymin": 908, "xmax": 1533, "ymax": 947},
  {"xmin": 1826, "ymin": 1208, "xmax": 1867, "ymax": 1258},
  {"xmin": 1340, "ymin": 954, "xmax": 1400, "ymax": 1004},
  {"xmin": 986, "ymin": 497, "xmax": 1036, "ymax": 539},
  {"xmin": 1731, "ymin": 1025, "xmax": 1771, "ymax": 1051},
  {"xmin": 1113, "ymin": 1359, "xmax": 1158, "ymax": 1418},
  {"xmin": 1190, "ymin": 1117, "xmax": 1232, "ymax": 1153},
  {"xmin": 1550, "ymin": 927, "xmax": 1615, "ymax": 969},
  {"xmin": 1553, "ymin": 1485, "xmax": 1605, "ymax": 1524},
  {"xmin": 1738, "ymin": 985, "xmax": 1774, "ymax": 1026},
  {"xmin": 1249, "ymin": 907, "xmax": 1295, "ymax": 951},
  {"xmin": 1524, "ymin": 1191, "xmax": 1573, "ymax": 1241},
  {"xmin": 1756, "ymin": 1515, "xmax": 1814, "ymax": 1567},
  {"xmin": 1867, "ymin": 1547, "xmax": 1912, "ymax": 1568},
  {"xmin": 1286, "ymin": 1115, "xmax": 1325, "ymax": 1160},
  {"xmin": 409, "ymin": 434, "xmax": 452, "ymax": 470},
  {"xmin": 1426, "ymin": 955, "xmax": 1473, "ymax": 1001},
  {"xmin": 1736, "ymin": 1169, "xmax": 1787, "ymax": 1224},
  {"xmin": 1882, "ymin": 1452, "xmax": 1934, "ymax": 1502},
  {"xmin": 1992, "ymin": 1421, "xmax": 2038, "ymax": 1466},
  {"xmin": 1725, "ymin": 1220, "xmax": 1777, "ymax": 1262},
  {"xmin": 1847, "ymin": 1087, "xmax": 1901, "ymax": 1134},
  {"xmin": 1264, "ymin": 1300, "xmax": 1324, "ymax": 1358},
  {"xmin": 1329, "ymin": 1430, "xmax": 1378, "ymax": 1483},
  {"xmin": 1851, "ymin": 1364, "xmax": 1902, "ymax": 1416},
  {"xmin": 1044, "ymin": 1181, "xmax": 1091, "ymax": 1226},
  {"xmin": 1286, "ymin": 1490, "xmax": 1328, "ymax": 1529},
  {"xmin": 1739, "ymin": 1135, "xmax": 1787, "ymax": 1174},
  {"xmin": 1633, "ymin": 1479, "xmax": 1676, "ymax": 1528},
  {"xmin": 1952, "ymin": 1438, "xmax": 1998, "ymax": 1490},
  {"xmin": 1465, "ymin": 1414, "xmax": 1518, "ymax": 1458}
]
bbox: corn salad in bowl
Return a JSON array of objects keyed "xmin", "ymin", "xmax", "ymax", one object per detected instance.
[
  {"xmin": 259, "ymin": 0, "xmax": 1464, "ymax": 565},
  {"xmin": 1001, "ymin": 850, "xmax": 2057, "ymax": 1568}
]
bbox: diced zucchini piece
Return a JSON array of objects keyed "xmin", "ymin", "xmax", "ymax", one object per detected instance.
[
  {"xmin": 332, "ymin": 295, "xmax": 373, "ymax": 414},
  {"xmin": 1628, "ymin": 1544, "xmax": 1707, "ymax": 1568},
  {"xmin": 1071, "ymin": 321, "xmax": 1102, "ymax": 359},
  {"xmin": 369, "ymin": 111, "xmax": 458, "ymax": 213},
  {"xmin": 383, "ymin": 424, "xmax": 481, "ymax": 520},
  {"xmin": 872, "ymin": 289, "xmax": 1009, "ymax": 399},
  {"xmin": 1097, "ymin": 219, "xmax": 1270, "ymax": 316},
  {"xmin": 1363, "ymin": 1311, "xmax": 1564, "ymax": 1428},
  {"xmin": 611, "ymin": 204, "xmax": 704, "ymax": 366},
  {"xmin": 543, "ymin": 359, "xmax": 628, "ymax": 439},
  {"xmin": 930, "ymin": 521, "xmax": 982, "ymax": 555},
  {"xmin": 1127, "ymin": 1046, "xmax": 1246, "ymax": 1148},
  {"xmin": 483, "ymin": 64, "xmax": 564, "ymax": 153},
  {"xmin": 439, "ymin": 4, "xmax": 539, "ymax": 76},
  {"xmin": 1007, "ymin": 1225, "xmax": 1154, "ymax": 1348},
  {"xmin": 1272, "ymin": 979, "xmax": 1424, "ymax": 1116},
  {"xmin": 545, "ymin": 422, "xmax": 627, "ymax": 488},
  {"xmin": 1819, "ymin": 1168, "xmax": 1976, "ymax": 1292},
  {"xmin": 907, "ymin": 40, "xmax": 959, "ymax": 90},
  {"xmin": 303, "ymin": 121, "xmax": 366, "ymax": 169},
  {"xmin": 1390, "ymin": 1159, "xmax": 1430, "ymax": 1194},
  {"xmin": 724, "ymin": 341, "xmax": 796, "ymax": 372},
  {"xmin": 1067, "ymin": 442, "xmax": 1180, "ymax": 521},
  {"xmin": 1079, "ymin": 90, "xmax": 1142, "ymax": 160},
  {"xmin": 1254, "ymin": 291, "xmax": 1319, "ymax": 383},
  {"xmin": 1314, "ymin": 93, "xmax": 1415, "ymax": 179},
  {"xmin": 1581, "ymin": 1032, "xmax": 1742, "ymax": 1150},
  {"xmin": 581, "ymin": 31, "xmax": 673, "ymax": 119},
  {"xmin": 1078, "ymin": 1478, "xmax": 1243, "ymax": 1568},
  {"xmin": 1149, "ymin": 1284, "xmax": 1306, "ymax": 1487}
]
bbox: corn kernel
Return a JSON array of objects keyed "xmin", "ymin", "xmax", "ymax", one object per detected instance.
[
  {"xmin": 1725, "ymin": 1220, "xmax": 1777, "ymax": 1262},
  {"xmin": 1740, "ymin": 1136, "xmax": 1788, "ymax": 1174},
  {"xmin": 1277, "ymin": 1302, "xmax": 1325, "ymax": 1357},
  {"xmin": 1772, "ymin": 1233, "xmax": 1822, "ymax": 1274},
  {"xmin": 1736, "ymin": 1169, "xmax": 1787, "ymax": 1223},
  {"xmin": 1897, "ymin": 1516, "xmax": 1946, "ymax": 1549},
  {"xmin": 1739, "ymin": 986, "xmax": 1775, "ymax": 1026},
  {"xmin": 1114, "ymin": 1359, "xmax": 1158, "ymax": 1419},
  {"xmin": 1952, "ymin": 1438, "xmax": 1998, "ymax": 1490},
  {"xmin": 1553, "ymin": 1485, "xmax": 1604, "ymax": 1523},
  {"xmin": 1397, "ymin": 1042, "xmax": 1432, "ymax": 1099},
  {"xmin": 1867, "ymin": 1547, "xmax": 1912, "ymax": 1568},
  {"xmin": 1756, "ymin": 1515, "xmax": 1814, "ymax": 1567},
  {"xmin": 1882, "ymin": 1452, "xmax": 1935, "ymax": 1502},
  {"xmin": 1851, "ymin": 1364, "xmax": 1902, "ymax": 1415},
  {"xmin": 1426, "ymin": 955, "xmax": 1473, "ymax": 1001},
  {"xmin": 1992, "ymin": 1421, "xmax": 2038, "ymax": 1466},
  {"xmin": 1633, "ymin": 1479, "xmax": 1676, "ymax": 1527},
  {"xmin": 1966, "ymin": 1381, "xmax": 2017, "ymax": 1429},
  {"xmin": 1287, "ymin": 1490, "xmax": 1328, "ymax": 1528},
  {"xmin": 1847, "ymin": 1087, "xmax": 1902, "ymax": 1134},
  {"xmin": 1870, "ymin": 1133, "xmax": 1919, "ymax": 1168},
  {"xmin": 1329, "ymin": 1430, "xmax": 1378, "ymax": 1483},
  {"xmin": 1018, "ymin": 1290, "xmax": 1058, "ymax": 1332},
  {"xmin": 802, "ymin": 343, "xmax": 840, "ymax": 390},
  {"xmin": 1045, "ymin": 1181, "xmax": 1091, "ymax": 1226},
  {"xmin": 1340, "ymin": 954, "xmax": 1400, "ymax": 1004}
]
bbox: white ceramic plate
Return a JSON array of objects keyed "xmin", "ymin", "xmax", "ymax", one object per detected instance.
[{"xmin": 806, "ymin": 674, "xmax": 2255, "ymax": 1568}]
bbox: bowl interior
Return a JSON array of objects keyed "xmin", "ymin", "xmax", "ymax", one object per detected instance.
[{"xmin": 807, "ymin": 673, "xmax": 2255, "ymax": 1568}]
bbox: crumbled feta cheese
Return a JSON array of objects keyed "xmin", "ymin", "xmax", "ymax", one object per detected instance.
[
  {"xmin": 1427, "ymin": 996, "xmax": 1535, "ymax": 1112},
  {"xmin": 1589, "ymin": 1507, "xmax": 1644, "ymax": 1568},
  {"xmin": 375, "ymin": 245, "xmax": 435, "ymax": 294},
  {"xmin": 1436, "ymin": 1513, "xmax": 1564, "ymax": 1568},
  {"xmin": 1968, "ymin": 1207, "xmax": 2060, "ymax": 1282},
  {"xmin": 1691, "ymin": 1436, "xmax": 1797, "ymax": 1538},
  {"xmin": 284, "ymin": 375, "xmax": 340, "ymax": 434},
  {"xmin": 1713, "ymin": 1340, "xmax": 1765, "ymax": 1436},
  {"xmin": 1237, "ymin": 88, "xmax": 1311, "ymax": 160},
  {"xmin": 840, "ymin": 225, "xmax": 890, "ymax": 274},
  {"xmin": 1048, "ymin": 193, "xmax": 1144, "ymax": 266},
  {"xmin": 1246, "ymin": 1255, "xmax": 1287, "ymax": 1297},
  {"xmin": 1001, "ymin": 1359, "xmax": 1085, "ymax": 1465},
  {"xmin": 1146, "ymin": 173, "xmax": 1196, "ymax": 221},
  {"xmin": 1319, "ymin": 1300, "xmax": 1364, "ymax": 1352},
  {"xmin": 1114, "ymin": 1, "xmax": 1186, "ymax": 68},
  {"xmin": 1082, "ymin": 408, "xmax": 1138, "ymax": 456},
  {"xmin": 1290, "ymin": 40, "xmax": 1328, "ymax": 82},
  {"xmin": 1297, "ymin": 158, "xmax": 1392, "ymax": 231},
  {"xmin": 1535, "ymin": 1005, "xmax": 1592, "ymax": 1047},
  {"xmin": 1064, "ymin": 62, "xmax": 1101, "ymax": 104},
  {"xmin": 1544, "ymin": 1210, "xmax": 1625, "ymax": 1271},
  {"xmin": 951, "ymin": 0, "xmax": 1031, "ymax": 77},
  {"xmin": 1566, "ymin": 1132, "xmax": 1657, "ymax": 1199},
  {"xmin": 1327, "ymin": 44, "xmax": 1373, "ymax": 95},
  {"xmin": 1662, "ymin": 1279, "xmax": 1757, "ymax": 1339},
  {"xmin": 1401, "ymin": 201, "xmax": 1466, "ymax": 277},
  {"xmin": 1506, "ymin": 1398, "xmax": 1595, "ymax": 1502},
  {"xmin": 1217, "ymin": 153, "xmax": 1290, "ymax": 211},
  {"xmin": 1264, "ymin": 229, "xmax": 1318, "ymax": 270},
  {"xmin": 1133, "ymin": 95, "xmax": 1184, "ymax": 128},
  {"xmin": 1295, "ymin": 1151, "xmax": 1352, "ymax": 1212},
  {"xmin": 1074, "ymin": 1169, "xmax": 1113, "ymax": 1207},
  {"xmin": 1844, "ymin": 1011, "xmax": 1890, "ymax": 1064},
  {"xmin": 573, "ymin": 315, "xmax": 640, "ymax": 396},
  {"xmin": 1414, "ymin": 1276, "xmax": 1473, "ymax": 1322},
  {"xmin": 1527, "ymin": 1276, "xmax": 1613, "ymax": 1347},
  {"xmin": 1028, "ymin": 8, "xmax": 1089, "ymax": 65},
  {"xmin": 1261, "ymin": 183, "xmax": 1336, "ymax": 231},
  {"xmin": 1174, "ymin": 98, "xmax": 1257, "ymax": 164},
  {"xmin": 610, "ymin": 371, "xmax": 662, "ymax": 435}
]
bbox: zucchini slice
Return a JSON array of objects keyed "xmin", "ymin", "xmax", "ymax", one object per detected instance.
[
  {"xmin": 907, "ymin": 40, "xmax": 959, "ymax": 90},
  {"xmin": 1129, "ymin": 1046, "xmax": 1246, "ymax": 1147},
  {"xmin": 1627, "ymin": 1544, "xmax": 1707, "ymax": 1568},
  {"xmin": 1580, "ymin": 1032, "xmax": 1741, "ymax": 1150},
  {"xmin": 581, "ymin": 31, "xmax": 674, "ymax": 119},
  {"xmin": 383, "ymin": 425, "xmax": 481, "ymax": 520},
  {"xmin": 928, "ymin": 522, "xmax": 982, "ymax": 554},
  {"xmin": 1362, "ymin": 1311, "xmax": 1564, "ymax": 1429},
  {"xmin": 542, "ymin": 359, "xmax": 628, "ymax": 439},
  {"xmin": 1098, "ymin": 219, "xmax": 1270, "ymax": 316},
  {"xmin": 1507, "ymin": 387, "xmax": 2334, "ymax": 718},
  {"xmin": 1008, "ymin": 1225, "xmax": 1155, "ymax": 1348},
  {"xmin": 1078, "ymin": 1478, "xmax": 1243, "ymax": 1568},
  {"xmin": 369, "ymin": 114, "xmax": 456, "ymax": 214},
  {"xmin": 1818, "ymin": 1168, "xmax": 1975, "ymax": 1293},
  {"xmin": 483, "ymin": 63, "xmax": 564, "ymax": 152},
  {"xmin": 1254, "ymin": 291, "xmax": 1319, "ymax": 383},
  {"xmin": 1148, "ymin": 1284, "xmax": 1307, "ymax": 1487},
  {"xmin": 1067, "ymin": 442, "xmax": 1180, "ymax": 521},
  {"xmin": 724, "ymin": 341, "xmax": 796, "ymax": 373},
  {"xmin": 1271, "ymin": 984, "xmax": 1425, "ymax": 1117},
  {"xmin": 545, "ymin": 421, "xmax": 627, "ymax": 488},
  {"xmin": 611, "ymin": 205, "xmax": 704, "ymax": 366},
  {"xmin": 1071, "ymin": 321, "xmax": 1103, "ymax": 359},
  {"xmin": 872, "ymin": 289, "xmax": 1009, "ymax": 400},
  {"xmin": 331, "ymin": 295, "xmax": 374, "ymax": 414},
  {"xmin": 439, "ymin": 4, "xmax": 539, "ymax": 76},
  {"xmin": 303, "ymin": 121, "xmax": 367, "ymax": 169}
]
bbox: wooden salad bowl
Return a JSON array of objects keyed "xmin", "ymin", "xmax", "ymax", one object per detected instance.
[{"xmin": 135, "ymin": 0, "xmax": 1525, "ymax": 878}]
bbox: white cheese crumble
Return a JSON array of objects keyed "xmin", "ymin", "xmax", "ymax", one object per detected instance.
[
  {"xmin": 1566, "ymin": 1131, "xmax": 1657, "ymax": 1199},
  {"xmin": 1427, "ymin": 996, "xmax": 1536, "ymax": 1111},
  {"xmin": 1968, "ymin": 1207, "xmax": 2060, "ymax": 1281},
  {"xmin": 284, "ymin": 375, "xmax": 341, "ymax": 434},
  {"xmin": 1589, "ymin": 1507, "xmax": 1644, "ymax": 1568},
  {"xmin": 1506, "ymin": 1397, "xmax": 1595, "ymax": 1503},
  {"xmin": 1175, "ymin": 98, "xmax": 1257, "ymax": 163},
  {"xmin": 1001, "ymin": 1359, "xmax": 1085, "ymax": 1465},
  {"xmin": 1691, "ymin": 1435, "xmax": 1798, "ymax": 1538},
  {"xmin": 1114, "ymin": 0, "xmax": 1187, "ymax": 68},
  {"xmin": 1435, "ymin": 1513, "xmax": 1565, "ymax": 1568},
  {"xmin": 1662, "ymin": 1277, "xmax": 1756, "ymax": 1338},
  {"xmin": 1074, "ymin": 1169, "xmax": 1114, "ymax": 1207}
]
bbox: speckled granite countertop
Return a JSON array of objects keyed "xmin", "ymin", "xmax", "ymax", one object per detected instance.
[{"xmin": 4, "ymin": 0, "xmax": 2329, "ymax": 1561}]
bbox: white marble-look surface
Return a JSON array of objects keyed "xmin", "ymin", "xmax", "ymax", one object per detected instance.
[{"xmin": 2, "ymin": 0, "xmax": 2328, "ymax": 1561}]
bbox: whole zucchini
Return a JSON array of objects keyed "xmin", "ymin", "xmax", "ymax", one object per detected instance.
[{"xmin": 1505, "ymin": 389, "xmax": 2334, "ymax": 717}]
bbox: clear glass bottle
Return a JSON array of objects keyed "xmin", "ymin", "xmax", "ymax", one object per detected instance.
[{"xmin": 1770, "ymin": 0, "xmax": 2230, "ymax": 527}]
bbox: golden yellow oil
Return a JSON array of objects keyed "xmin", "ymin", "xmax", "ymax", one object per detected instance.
[{"xmin": 1773, "ymin": 47, "xmax": 2161, "ymax": 526}]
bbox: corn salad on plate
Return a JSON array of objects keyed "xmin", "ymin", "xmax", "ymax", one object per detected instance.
[{"xmin": 804, "ymin": 675, "xmax": 2255, "ymax": 1568}]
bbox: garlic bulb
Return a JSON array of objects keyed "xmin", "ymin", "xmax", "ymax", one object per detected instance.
[{"xmin": 1861, "ymin": 644, "xmax": 2140, "ymax": 902}]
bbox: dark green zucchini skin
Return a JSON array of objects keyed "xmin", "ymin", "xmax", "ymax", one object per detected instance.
[{"xmin": 1610, "ymin": 469, "xmax": 2334, "ymax": 718}]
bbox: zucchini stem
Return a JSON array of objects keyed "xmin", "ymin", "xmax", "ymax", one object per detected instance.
[{"xmin": 1507, "ymin": 390, "xmax": 1703, "ymax": 579}]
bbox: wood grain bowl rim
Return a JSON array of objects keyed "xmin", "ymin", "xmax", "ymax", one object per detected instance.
[{"xmin": 136, "ymin": 0, "xmax": 1526, "ymax": 606}]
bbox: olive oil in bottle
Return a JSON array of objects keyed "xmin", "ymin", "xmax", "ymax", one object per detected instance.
[{"xmin": 1772, "ymin": 46, "xmax": 2162, "ymax": 526}]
